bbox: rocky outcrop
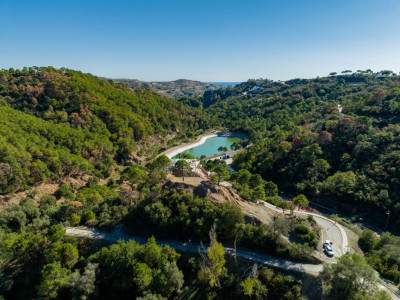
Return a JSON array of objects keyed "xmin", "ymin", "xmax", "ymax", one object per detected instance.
[
  {"xmin": 162, "ymin": 179, "xmax": 236, "ymax": 204},
  {"xmin": 162, "ymin": 178, "xmax": 278, "ymax": 225}
]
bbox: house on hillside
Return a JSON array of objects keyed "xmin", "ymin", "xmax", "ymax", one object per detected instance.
[{"xmin": 204, "ymin": 151, "xmax": 235, "ymax": 161}]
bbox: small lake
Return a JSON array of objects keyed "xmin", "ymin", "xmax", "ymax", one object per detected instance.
[{"xmin": 174, "ymin": 136, "xmax": 244, "ymax": 158}]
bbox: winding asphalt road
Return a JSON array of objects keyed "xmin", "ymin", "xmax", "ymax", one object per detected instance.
[
  {"xmin": 153, "ymin": 124, "xmax": 399, "ymax": 297},
  {"xmin": 66, "ymin": 226, "xmax": 398, "ymax": 299},
  {"xmin": 262, "ymin": 202, "xmax": 348, "ymax": 257},
  {"xmin": 66, "ymin": 227, "xmax": 323, "ymax": 275}
]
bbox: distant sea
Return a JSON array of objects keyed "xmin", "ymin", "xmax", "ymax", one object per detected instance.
[{"xmin": 206, "ymin": 82, "xmax": 241, "ymax": 87}]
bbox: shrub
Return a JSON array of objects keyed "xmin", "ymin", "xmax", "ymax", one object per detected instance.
[
  {"xmin": 359, "ymin": 230, "xmax": 379, "ymax": 252},
  {"xmin": 55, "ymin": 184, "xmax": 75, "ymax": 200},
  {"xmin": 295, "ymin": 225, "xmax": 309, "ymax": 235},
  {"xmin": 69, "ymin": 213, "xmax": 81, "ymax": 226}
]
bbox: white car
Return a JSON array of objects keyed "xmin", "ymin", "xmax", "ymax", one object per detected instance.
[
  {"xmin": 325, "ymin": 245, "xmax": 334, "ymax": 257},
  {"xmin": 323, "ymin": 240, "xmax": 332, "ymax": 249}
]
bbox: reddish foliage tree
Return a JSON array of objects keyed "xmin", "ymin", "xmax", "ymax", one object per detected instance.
[
  {"xmin": 292, "ymin": 136, "xmax": 302, "ymax": 149},
  {"xmin": 317, "ymin": 131, "xmax": 332, "ymax": 146}
]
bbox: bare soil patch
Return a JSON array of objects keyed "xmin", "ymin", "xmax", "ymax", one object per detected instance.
[
  {"xmin": 0, "ymin": 174, "xmax": 90, "ymax": 210},
  {"xmin": 164, "ymin": 174, "xmax": 280, "ymax": 225}
]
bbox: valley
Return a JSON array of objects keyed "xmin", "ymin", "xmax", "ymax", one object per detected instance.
[{"xmin": 1, "ymin": 68, "xmax": 400, "ymax": 300}]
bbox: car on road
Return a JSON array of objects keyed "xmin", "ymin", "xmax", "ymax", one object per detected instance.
[
  {"xmin": 324, "ymin": 245, "xmax": 334, "ymax": 257},
  {"xmin": 323, "ymin": 240, "xmax": 332, "ymax": 249}
]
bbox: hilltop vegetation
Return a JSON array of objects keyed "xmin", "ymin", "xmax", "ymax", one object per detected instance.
[
  {"xmin": 187, "ymin": 71, "xmax": 400, "ymax": 232},
  {"xmin": 0, "ymin": 67, "xmax": 209, "ymax": 194},
  {"xmin": 0, "ymin": 66, "xmax": 207, "ymax": 149},
  {"xmin": 1, "ymin": 67, "xmax": 399, "ymax": 298},
  {"xmin": 0, "ymin": 104, "xmax": 113, "ymax": 194},
  {"xmin": 113, "ymin": 78, "xmax": 220, "ymax": 98},
  {"xmin": 0, "ymin": 156, "xmax": 311, "ymax": 299}
]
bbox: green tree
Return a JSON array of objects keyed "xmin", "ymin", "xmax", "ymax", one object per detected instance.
[
  {"xmin": 44, "ymin": 242, "xmax": 79, "ymax": 268},
  {"xmin": 249, "ymin": 174, "xmax": 264, "ymax": 189},
  {"xmin": 251, "ymin": 185, "xmax": 266, "ymax": 201},
  {"xmin": 83, "ymin": 210, "xmax": 96, "ymax": 224},
  {"xmin": 276, "ymin": 200, "xmax": 293, "ymax": 214},
  {"xmin": 69, "ymin": 213, "xmax": 81, "ymax": 226},
  {"xmin": 46, "ymin": 224, "xmax": 65, "ymax": 243},
  {"xmin": 218, "ymin": 146, "xmax": 228, "ymax": 152},
  {"xmin": 162, "ymin": 261, "xmax": 184, "ymax": 295},
  {"xmin": 150, "ymin": 155, "xmax": 171, "ymax": 171},
  {"xmin": 230, "ymin": 142, "xmax": 241, "ymax": 150},
  {"xmin": 37, "ymin": 262, "xmax": 71, "ymax": 299},
  {"xmin": 212, "ymin": 164, "xmax": 230, "ymax": 185},
  {"xmin": 38, "ymin": 195, "xmax": 57, "ymax": 212},
  {"xmin": 68, "ymin": 263, "xmax": 98, "ymax": 300},
  {"xmin": 174, "ymin": 160, "xmax": 191, "ymax": 181},
  {"xmin": 241, "ymin": 277, "xmax": 256, "ymax": 298},
  {"xmin": 293, "ymin": 194, "xmax": 309, "ymax": 208},
  {"xmin": 133, "ymin": 262, "xmax": 153, "ymax": 292},
  {"xmin": 359, "ymin": 229, "xmax": 379, "ymax": 252},
  {"xmin": 320, "ymin": 254, "xmax": 377, "ymax": 299},
  {"xmin": 273, "ymin": 217, "xmax": 290, "ymax": 235},
  {"xmin": 198, "ymin": 236, "xmax": 226, "ymax": 288},
  {"xmin": 231, "ymin": 169, "xmax": 251, "ymax": 185},
  {"xmin": 323, "ymin": 171, "xmax": 357, "ymax": 198},
  {"xmin": 55, "ymin": 184, "xmax": 75, "ymax": 200},
  {"xmin": 240, "ymin": 276, "xmax": 267, "ymax": 299},
  {"xmin": 264, "ymin": 181, "xmax": 278, "ymax": 196},
  {"xmin": 122, "ymin": 166, "xmax": 149, "ymax": 187}
]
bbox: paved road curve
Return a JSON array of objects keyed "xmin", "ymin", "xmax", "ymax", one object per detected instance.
[
  {"xmin": 66, "ymin": 227, "xmax": 323, "ymax": 275},
  {"xmin": 66, "ymin": 227, "xmax": 398, "ymax": 299},
  {"xmin": 262, "ymin": 202, "xmax": 348, "ymax": 257}
]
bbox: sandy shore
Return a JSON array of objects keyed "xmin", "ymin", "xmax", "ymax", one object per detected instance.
[{"xmin": 164, "ymin": 133, "xmax": 218, "ymax": 158}]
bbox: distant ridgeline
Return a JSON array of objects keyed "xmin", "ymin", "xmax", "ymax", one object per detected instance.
[
  {"xmin": 0, "ymin": 67, "xmax": 208, "ymax": 193},
  {"xmin": 187, "ymin": 70, "xmax": 400, "ymax": 231},
  {"xmin": 112, "ymin": 78, "xmax": 221, "ymax": 98}
]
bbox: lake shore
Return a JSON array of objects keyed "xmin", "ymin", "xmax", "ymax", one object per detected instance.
[
  {"xmin": 164, "ymin": 133, "xmax": 218, "ymax": 159},
  {"xmin": 161, "ymin": 131, "xmax": 248, "ymax": 159}
]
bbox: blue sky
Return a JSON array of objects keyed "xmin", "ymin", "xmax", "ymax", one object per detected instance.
[{"xmin": 1, "ymin": 0, "xmax": 400, "ymax": 81}]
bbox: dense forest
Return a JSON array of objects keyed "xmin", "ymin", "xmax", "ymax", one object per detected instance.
[
  {"xmin": 185, "ymin": 71, "xmax": 400, "ymax": 232},
  {"xmin": 0, "ymin": 67, "xmax": 210, "ymax": 194},
  {"xmin": 1, "ymin": 67, "xmax": 399, "ymax": 299},
  {"xmin": 0, "ymin": 149, "xmax": 315, "ymax": 299}
]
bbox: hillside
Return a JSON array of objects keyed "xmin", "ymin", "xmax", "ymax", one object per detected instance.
[
  {"xmin": 113, "ymin": 78, "xmax": 221, "ymax": 98},
  {"xmin": 0, "ymin": 67, "xmax": 210, "ymax": 194},
  {"xmin": 189, "ymin": 71, "xmax": 400, "ymax": 232},
  {"xmin": 0, "ymin": 68, "xmax": 398, "ymax": 299}
]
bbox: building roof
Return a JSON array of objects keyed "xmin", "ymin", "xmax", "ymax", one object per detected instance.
[{"xmin": 205, "ymin": 150, "xmax": 238, "ymax": 160}]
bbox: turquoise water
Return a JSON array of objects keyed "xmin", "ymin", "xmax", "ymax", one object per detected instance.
[{"xmin": 174, "ymin": 136, "xmax": 243, "ymax": 158}]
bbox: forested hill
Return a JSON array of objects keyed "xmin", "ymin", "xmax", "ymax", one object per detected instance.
[
  {"xmin": 196, "ymin": 71, "xmax": 400, "ymax": 231},
  {"xmin": 0, "ymin": 67, "xmax": 207, "ymax": 194},
  {"xmin": 112, "ymin": 78, "xmax": 220, "ymax": 98},
  {"xmin": 201, "ymin": 71, "xmax": 400, "ymax": 138}
]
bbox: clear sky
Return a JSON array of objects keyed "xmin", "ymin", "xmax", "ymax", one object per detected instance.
[{"xmin": 1, "ymin": 0, "xmax": 400, "ymax": 81}]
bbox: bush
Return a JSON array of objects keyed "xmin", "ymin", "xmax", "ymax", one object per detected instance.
[
  {"xmin": 69, "ymin": 213, "xmax": 81, "ymax": 226},
  {"xmin": 83, "ymin": 210, "xmax": 96, "ymax": 223},
  {"xmin": 307, "ymin": 215, "xmax": 315, "ymax": 223},
  {"xmin": 86, "ymin": 176, "xmax": 100, "ymax": 187},
  {"xmin": 39, "ymin": 195, "xmax": 57, "ymax": 212},
  {"xmin": 293, "ymin": 194, "xmax": 309, "ymax": 208},
  {"xmin": 359, "ymin": 230, "xmax": 379, "ymax": 252},
  {"xmin": 295, "ymin": 225, "xmax": 309, "ymax": 235},
  {"xmin": 294, "ymin": 225, "xmax": 318, "ymax": 247},
  {"xmin": 55, "ymin": 184, "xmax": 75, "ymax": 200},
  {"xmin": 265, "ymin": 196, "xmax": 284, "ymax": 206},
  {"xmin": 288, "ymin": 243, "xmax": 313, "ymax": 260}
]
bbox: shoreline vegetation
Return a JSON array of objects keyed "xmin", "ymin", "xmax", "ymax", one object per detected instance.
[{"xmin": 162, "ymin": 131, "xmax": 248, "ymax": 159}]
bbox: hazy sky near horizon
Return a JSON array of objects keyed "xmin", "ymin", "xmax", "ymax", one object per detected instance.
[{"xmin": 1, "ymin": 0, "xmax": 400, "ymax": 81}]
